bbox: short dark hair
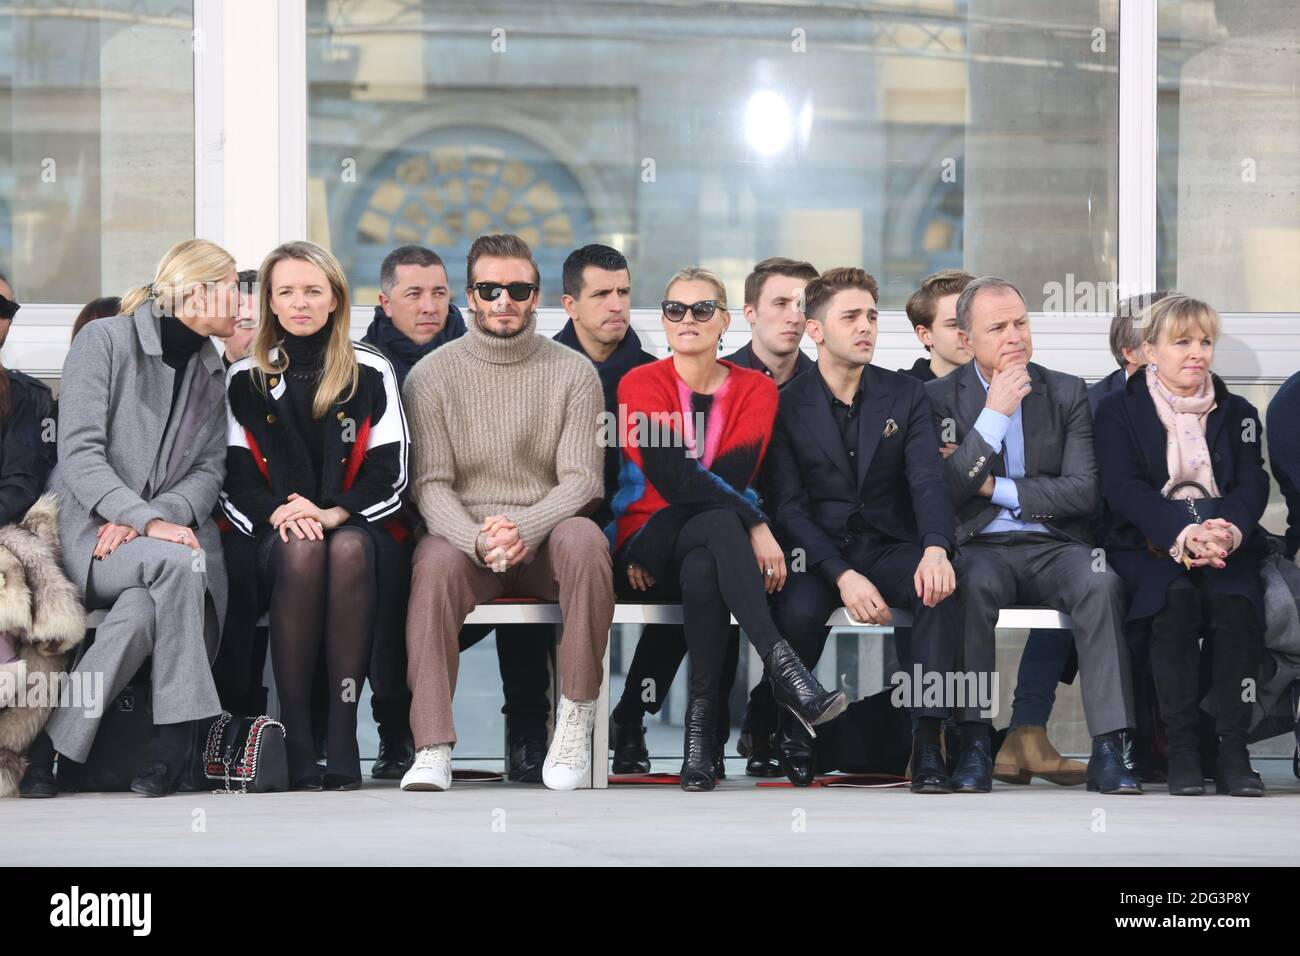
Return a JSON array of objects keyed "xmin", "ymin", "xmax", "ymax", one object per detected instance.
[
  {"xmin": 803, "ymin": 267, "xmax": 880, "ymax": 323},
  {"xmin": 562, "ymin": 244, "xmax": 629, "ymax": 298},
  {"xmin": 380, "ymin": 245, "xmax": 446, "ymax": 295},
  {"xmin": 466, "ymin": 234, "xmax": 539, "ymax": 289},
  {"xmin": 955, "ymin": 276, "xmax": 1024, "ymax": 333},
  {"xmin": 1110, "ymin": 290, "xmax": 1171, "ymax": 368},
  {"xmin": 744, "ymin": 256, "xmax": 819, "ymax": 307},
  {"xmin": 905, "ymin": 269, "xmax": 976, "ymax": 333}
]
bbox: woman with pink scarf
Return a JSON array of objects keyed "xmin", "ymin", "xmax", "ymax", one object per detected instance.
[{"xmin": 1095, "ymin": 295, "xmax": 1269, "ymax": 799}]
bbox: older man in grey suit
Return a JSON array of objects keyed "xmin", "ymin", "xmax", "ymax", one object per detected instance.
[
  {"xmin": 24, "ymin": 249, "xmax": 240, "ymax": 799},
  {"xmin": 926, "ymin": 276, "xmax": 1139, "ymax": 796}
]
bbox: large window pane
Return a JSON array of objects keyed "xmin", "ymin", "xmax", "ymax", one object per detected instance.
[
  {"xmin": 307, "ymin": 0, "xmax": 1118, "ymax": 310},
  {"xmin": 1157, "ymin": 0, "xmax": 1300, "ymax": 312},
  {"xmin": 0, "ymin": 1, "xmax": 194, "ymax": 305}
]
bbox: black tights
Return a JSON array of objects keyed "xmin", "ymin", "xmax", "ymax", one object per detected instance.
[
  {"xmin": 263, "ymin": 528, "xmax": 376, "ymax": 781},
  {"xmin": 621, "ymin": 509, "xmax": 784, "ymax": 704}
]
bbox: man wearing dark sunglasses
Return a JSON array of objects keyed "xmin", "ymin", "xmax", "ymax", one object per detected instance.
[
  {"xmin": 0, "ymin": 272, "xmax": 19, "ymax": 349},
  {"xmin": 402, "ymin": 233, "xmax": 614, "ymax": 793}
]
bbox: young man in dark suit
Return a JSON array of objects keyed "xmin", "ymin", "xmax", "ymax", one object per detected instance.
[
  {"xmin": 763, "ymin": 267, "xmax": 959, "ymax": 792},
  {"xmin": 925, "ymin": 276, "xmax": 1141, "ymax": 795}
]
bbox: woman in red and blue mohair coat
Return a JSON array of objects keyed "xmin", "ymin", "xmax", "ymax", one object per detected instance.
[{"xmin": 610, "ymin": 268, "xmax": 846, "ymax": 791}]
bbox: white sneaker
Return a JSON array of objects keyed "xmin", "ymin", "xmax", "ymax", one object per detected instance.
[
  {"xmin": 401, "ymin": 744, "xmax": 452, "ymax": 791},
  {"xmin": 543, "ymin": 696, "xmax": 597, "ymax": 791}
]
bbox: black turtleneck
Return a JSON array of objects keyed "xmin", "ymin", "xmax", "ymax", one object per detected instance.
[
  {"xmin": 279, "ymin": 324, "xmax": 333, "ymax": 477},
  {"xmin": 159, "ymin": 315, "xmax": 208, "ymax": 409}
]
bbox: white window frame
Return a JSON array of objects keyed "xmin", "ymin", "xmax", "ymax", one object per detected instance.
[{"xmin": 5, "ymin": 0, "xmax": 1295, "ymax": 384}]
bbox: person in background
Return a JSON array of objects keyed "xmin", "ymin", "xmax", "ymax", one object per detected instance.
[
  {"xmin": 550, "ymin": 244, "xmax": 657, "ymax": 777},
  {"xmin": 900, "ymin": 269, "xmax": 973, "ymax": 383},
  {"xmin": 223, "ymin": 241, "xmax": 409, "ymax": 791},
  {"xmin": 1089, "ymin": 291, "xmax": 1171, "ymax": 413},
  {"xmin": 1096, "ymin": 295, "xmax": 1269, "ymax": 797},
  {"xmin": 71, "ymin": 297, "xmax": 123, "ymax": 343},
  {"xmin": 22, "ymin": 239, "xmax": 240, "ymax": 798},
  {"xmin": 1268, "ymin": 370, "xmax": 1300, "ymax": 561}
]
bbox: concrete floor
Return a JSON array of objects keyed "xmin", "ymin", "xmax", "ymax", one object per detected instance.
[{"xmin": 6, "ymin": 759, "xmax": 1300, "ymax": 866}]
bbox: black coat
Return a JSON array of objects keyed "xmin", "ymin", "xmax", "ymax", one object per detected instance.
[
  {"xmin": 0, "ymin": 370, "xmax": 55, "ymax": 526},
  {"xmin": 1095, "ymin": 368, "xmax": 1269, "ymax": 622},
  {"xmin": 221, "ymin": 343, "xmax": 409, "ymax": 536},
  {"xmin": 762, "ymin": 363, "xmax": 954, "ymax": 585}
]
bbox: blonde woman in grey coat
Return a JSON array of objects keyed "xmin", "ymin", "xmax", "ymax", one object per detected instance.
[{"xmin": 21, "ymin": 239, "xmax": 241, "ymax": 798}]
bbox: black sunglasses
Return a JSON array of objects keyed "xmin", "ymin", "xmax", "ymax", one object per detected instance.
[
  {"xmin": 661, "ymin": 299, "xmax": 719, "ymax": 322},
  {"xmin": 0, "ymin": 294, "xmax": 17, "ymax": 321},
  {"xmin": 473, "ymin": 281, "xmax": 538, "ymax": 303}
]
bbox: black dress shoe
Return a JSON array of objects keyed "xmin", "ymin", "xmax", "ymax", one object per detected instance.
[
  {"xmin": 713, "ymin": 743, "xmax": 727, "ymax": 781},
  {"xmin": 952, "ymin": 736, "xmax": 993, "ymax": 793},
  {"xmin": 763, "ymin": 640, "xmax": 847, "ymax": 732},
  {"xmin": 909, "ymin": 737, "xmax": 953, "ymax": 794},
  {"xmin": 18, "ymin": 764, "xmax": 58, "ymax": 799},
  {"xmin": 371, "ymin": 734, "xmax": 415, "ymax": 780},
  {"xmin": 776, "ymin": 710, "xmax": 817, "ymax": 787},
  {"xmin": 1215, "ymin": 741, "xmax": 1265, "ymax": 797},
  {"xmin": 507, "ymin": 734, "xmax": 547, "ymax": 783},
  {"xmin": 130, "ymin": 761, "xmax": 184, "ymax": 798},
  {"xmin": 737, "ymin": 730, "xmax": 782, "ymax": 777},
  {"xmin": 1086, "ymin": 731, "xmax": 1143, "ymax": 794},
  {"xmin": 610, "ymin": 718, "xmax": 651, "ymax": 775},
  {"xmin": 322, "ymin": 773, "xmax": 362, "ymax": 791},
  {"xmin": 680, "ymin": 696, "xmax": 718, "ymax": 792}
]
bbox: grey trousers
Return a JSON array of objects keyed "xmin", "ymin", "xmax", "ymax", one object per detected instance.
[
  {"xmin": 47, "ymin": 536, "xmax": 222, "ymax": 762},
  {"xmin": 955, "ymin": 532, "xmax": 1135, "ymax": 736}
]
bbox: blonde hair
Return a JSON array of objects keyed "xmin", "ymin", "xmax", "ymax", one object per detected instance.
[
  {"xmin": 251, "ymin": 241, "xmax": 357, "ymax": 419},
  {"xmin": 120, "ymin": 238, "xmax": 236, "ymax": 317},
  {"xmin": 663, "ymin": 267, "xmax": 729, "ymax": 310},
  {"xmin": 1140, "ymin": 294, "xmax": 1220, "ymax": 348}
]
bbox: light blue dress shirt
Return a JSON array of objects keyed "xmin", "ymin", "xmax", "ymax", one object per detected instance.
[{"xmin": 971, "ymin": 364, "xmax": 1049, "ymax": 535}]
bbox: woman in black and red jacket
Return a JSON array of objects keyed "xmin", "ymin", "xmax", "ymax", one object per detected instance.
[
  {"xmin": 611, "ymin": 267, "xmax": 845, "ymax": 791},
  {"xmin": 223, "ymin": 241, "xmax": 409, "ymax": 791}
]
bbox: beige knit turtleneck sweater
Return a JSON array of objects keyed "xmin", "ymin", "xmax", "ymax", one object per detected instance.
[{"xmin": 402, "ymin": 310, "xmax": 604, "ymax": 563}]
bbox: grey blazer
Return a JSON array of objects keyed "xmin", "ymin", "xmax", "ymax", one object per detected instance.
[
  {"xmin": 51, "ymin": 303, "xmax": 228, "ymax": 631},
  {"xmin": 925, "ymin": 360, "xmax": 1099, "ymax": 547}
]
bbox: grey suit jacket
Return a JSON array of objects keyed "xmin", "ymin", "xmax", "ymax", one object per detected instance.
[
  {"xmin": 925, "ymin": 360, "xmax": 1099, "ymax": 547},
  {"xmin": 51, "ymin": 303, "xmax": 228, "ymax": 631}
]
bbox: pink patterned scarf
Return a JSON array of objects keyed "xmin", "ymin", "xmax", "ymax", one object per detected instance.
[{"xmin": 1146, "ymin": 367, "xmax": 1218, "ymax": 498}]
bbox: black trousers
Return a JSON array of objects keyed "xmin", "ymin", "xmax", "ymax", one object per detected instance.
[
  {"xmin": 459, "ymin": 623, "xmax": 553, "ymax": 739},
  {"xmin": 772, "ymin": 535, "xmax": 958, "ymax": 720},
  {"xmin": 615, "ymin": 510, "xmax": 784, "ymax": 708}
]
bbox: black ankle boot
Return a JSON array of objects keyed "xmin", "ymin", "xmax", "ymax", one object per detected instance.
[
  {"xmin": 610, "ymin": 718, "xmax": 651, "ymax": 774},
  {"xmin": 680, "ymin": 696, "xmax": 718, "ymax": 792},
  {"xmin": 130, "ymin": 721, "xmax": 194, "ymax": 797},
  {"xmin": 1215, "ymin": 738, "xmax": 1264, "ymax": 797},
  {"xmin": 776, "ymin": 707, "xmax": 817, "ymax": 787},
  {"xmin": 1166, "ymin": 743, "xmax": 1205, "ymax": 795},
  {"xmin": 763, "ymin": 640, "xmax": 847, "ymax": 734}
]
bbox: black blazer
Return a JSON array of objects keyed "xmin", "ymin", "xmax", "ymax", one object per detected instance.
[
  {"xmin": 926, "ymin": 360, "xmax": 1098, "ymax": 546},
  {"xmin": 222, "ymin": 342, "xmax": 409, "ymax": 536},
  {"xmin": 762, "ymin": 363, "xmax": 954, "ymax": 585},
  {"xmin": 1095, "ymin": 367, "xmax": 1269, "ymax": 621}
]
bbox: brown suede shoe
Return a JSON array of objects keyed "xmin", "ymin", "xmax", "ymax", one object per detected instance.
[{"xmin": 992, "ymin": 725, "xmax": 1088, "ymax": 786}]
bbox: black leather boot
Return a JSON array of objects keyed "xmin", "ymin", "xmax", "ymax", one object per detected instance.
[
  {"xmin": 680, "ymin": 696, "xmax": 718, "ymax": 792},
  {"xmin": 1209, "ymin": 595, "xmax": 1265, "ymax": 796},
  {"xmin": 776, "ymin": 707, "xmax": 817, "ymax": 787},
  {"xmin": 1148, "ymin": 587, "xmax": 1205, "ymax": 795},
  {"xmin": 610, "ymin": 717, "xmax": 651, "ymax": 774},
  {"xmin": 19, "ymin": 730, "xmax": 58, "ymax": 798},
  {"xmin": 371, "ymin": 732, "xmax": 415, "ymax": 780},
  {"xmin": 951, "ymin": 723, "xmax": 993, "ymax": 792},
  {"xmin": 1086, "ymin": 730, "xmax": 1144, "ymax": 794},
  {"xmin": 763, "ymin": 639, "xmax": 846, "ymax": 734},
  {"xmin": 130, "ymin": 721, "xmax": 194, "ymax": 798},
  {"xmin": 506, "ymin": 732, "xmax": 547, "ymax": 783},
  {"xmin": 909, "ymin": 732, "xmax": 953, "ymax": 794},
  {"xmin": 1215, "ymin": 739, "xmax": 1264, "ymax": 797},
  {"xmin": 738, "ymin": 729, "xmax": 782, "ymax": 777}
]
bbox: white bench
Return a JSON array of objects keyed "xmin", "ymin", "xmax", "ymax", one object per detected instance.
[{"xmin": 82, "ymin": 604, "xmax": 1073, "ymax": 790}]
